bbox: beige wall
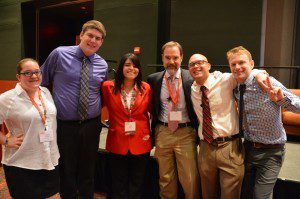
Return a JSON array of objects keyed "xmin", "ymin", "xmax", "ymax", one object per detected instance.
[{"xmin": 264, "ymin": 0, "xmax": 298, "ymax": 87}]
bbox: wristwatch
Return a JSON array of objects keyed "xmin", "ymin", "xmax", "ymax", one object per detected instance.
[{"xmin": 4, "ymin": 137, "xmax": 8, "ymax": 147}]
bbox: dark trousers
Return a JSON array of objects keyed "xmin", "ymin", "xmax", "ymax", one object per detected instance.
[
  {"xmin": 57, "ymin": 117, "xmax": 102, "ymax": 199},
  {"xmin": 108, "ymin": 152, "xmax": 150, "ymax": 199},
  {"xmin": 242, "ymin": 141, "xmax": 285, "ymax": 199}
]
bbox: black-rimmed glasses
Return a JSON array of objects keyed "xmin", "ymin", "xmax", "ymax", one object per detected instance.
[
  {"xmin": 19, "ymin": 70, "xmax": 42, "ymax": 77},
  {"xmin": 188, "ymin": 60, "xmax": 208, "ymax": 68}
]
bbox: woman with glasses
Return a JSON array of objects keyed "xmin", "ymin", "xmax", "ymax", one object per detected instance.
[
  {"xmin": 102, "ymin": 53, "xmax": 152, "ymax": 199},
  {"xmin": 0, "ymin": 58, "xmax": 60, "ymax": 199}
]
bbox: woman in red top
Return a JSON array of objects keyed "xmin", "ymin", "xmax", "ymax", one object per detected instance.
[{"xmin": 102, "ymin": 53, "xmax": 152, "ymax": 199}]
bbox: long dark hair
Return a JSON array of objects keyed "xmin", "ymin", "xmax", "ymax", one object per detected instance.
[{"xmin": 113, "ymin": 53, "xmax": 143, "ymax": 94}]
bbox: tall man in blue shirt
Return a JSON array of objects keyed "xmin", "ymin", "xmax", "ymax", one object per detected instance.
[
  {"xmin": 41, "ymin": 20, "xmax": 108, "ymax": 199},
  {"xmin": 227, "ymin": 46, "xmax": 300, "ymax": 199}
]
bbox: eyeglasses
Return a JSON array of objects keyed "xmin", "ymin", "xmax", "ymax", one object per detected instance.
[
  {"xmin": 19, "ymin": 70, "xmax": 42, "ymax": 77},
  {"xmin": 188, "ymin": 60, "xmax": 208, "ymax": 68}
]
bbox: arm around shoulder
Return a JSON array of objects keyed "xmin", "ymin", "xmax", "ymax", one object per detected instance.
[{"xmin": 101, "ymin": 81, "xmax": 115, "ymax": 107}]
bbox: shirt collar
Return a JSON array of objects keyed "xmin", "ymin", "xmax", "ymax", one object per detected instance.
[
  {"xmin": 192, "ymin": 74, "xmax": 213, "ymax": 91},
  {"xmin": 165, "ymin": 68, "xmax": 181, "ymax": 79},
  {"xmin": 75, "ymin": 45, "xmax": 95, "ymax": 62},
  {"xmin": 15, "ymin": 83, "xmax": 46, "ymax": 96},
  {"xmin": 240, "ymin": 70, "xmax": 255, "ymax": 87}
]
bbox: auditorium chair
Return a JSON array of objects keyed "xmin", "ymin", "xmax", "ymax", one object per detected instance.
[{"xmin": 282, "ymin": 89, "xmax": 300, "ymax": 137}]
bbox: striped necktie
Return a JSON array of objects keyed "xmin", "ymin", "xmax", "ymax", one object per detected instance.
[
  {"xmin": 201, "ymin": 86, "xmax": 214, "ymax": 143},
  {"xmin": 78, "ymin": 56, "xmax": 90, "ymax": 121}
]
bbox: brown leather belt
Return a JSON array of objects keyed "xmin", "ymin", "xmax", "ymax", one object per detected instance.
[{"xmin": 246, "ymin": 141, "xmax": 284, "ymax": 149}]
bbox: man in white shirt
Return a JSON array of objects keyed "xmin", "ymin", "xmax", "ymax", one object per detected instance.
[{"xmin": 189, "ymin": 53, "xmax": 244, "ymax": 199}]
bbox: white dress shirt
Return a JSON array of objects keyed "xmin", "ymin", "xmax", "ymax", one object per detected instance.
[
  {"xmin": 0, "ymin": 83, "xmax": 60, "ymax": 170},
  {"xmin": 159, "ymin": 68, "xmax": 190, "ymax": 123},
  {"xmin": 191, "ymin": 73, "xmax": 238, "ymax": 140}
]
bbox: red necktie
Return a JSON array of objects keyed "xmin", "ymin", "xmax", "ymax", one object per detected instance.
[
  {"xmin": 200, "ymin": 86, "xmax": 214, "ymax": 143},
  {"xmin": 168, "ymin": 77, "xmax": 178, "ymax": 132}
]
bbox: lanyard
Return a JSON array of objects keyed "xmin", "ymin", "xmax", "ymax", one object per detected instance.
[
  {"xmin": 121, "ymin": 89, "xmax": 136, "ymax": 121},
  {"xmin": 164, "ymin": 74, "xmax": 182, "ymax": 106},
  {"xmin": 26, "ymin": 89, "xmax": 47, "ymax": 129}
]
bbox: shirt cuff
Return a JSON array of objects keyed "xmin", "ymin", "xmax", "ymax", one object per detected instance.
[{"xmin": 276, "ymin": 96, "xmax": 291, "ymax": 107}]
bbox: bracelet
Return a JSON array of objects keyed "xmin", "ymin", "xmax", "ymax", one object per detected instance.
[{"xmin": 4, "ymin": 137, "xmax": 8, "ymax": 147}]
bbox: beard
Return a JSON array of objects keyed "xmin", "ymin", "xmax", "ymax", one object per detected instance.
[{"xmin": 166, "ymin": 64, "xmax": 179, "ymax": 76}]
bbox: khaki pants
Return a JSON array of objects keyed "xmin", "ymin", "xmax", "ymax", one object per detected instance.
[
  {"xmin": 155, "ymin": 125, "xmax": 200, "ymax": 199},
  {"xmin": 198, "ymin": 139, "xmax": 245, "ymax": 199}
]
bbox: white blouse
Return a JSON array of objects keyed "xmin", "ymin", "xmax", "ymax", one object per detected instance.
[{"xmin": 0, "ymin": 83, "xmax": 60, "ymax": 170}]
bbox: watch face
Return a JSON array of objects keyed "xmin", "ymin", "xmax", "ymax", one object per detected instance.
[{"xmin": 4, "ymin": 138, "xmax": 8, "ymax": 147}]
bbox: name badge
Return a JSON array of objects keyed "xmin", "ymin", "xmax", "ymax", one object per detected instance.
[
  {"xmin": 170, "ymin": 111, "xmax": 182, "ymax": 121},
  {"xmin": 125, "ymin": 121, "xmax": 136, "ymax": 136},
  {"xmin": 39, "ymin": 128, "xmax": 53, "ymax": 143}
]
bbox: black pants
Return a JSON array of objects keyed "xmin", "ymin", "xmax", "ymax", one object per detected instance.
[
  {"xmin": 57, "ymin": 117, "xmax": 102, "ymax": 199},
  {"xmin": 3, "ymin": 165, "xmax": 59, "ymax": 199},
  {"xmin": 108, "ymin": 152, "xmax": 150, "ymax": 199}
]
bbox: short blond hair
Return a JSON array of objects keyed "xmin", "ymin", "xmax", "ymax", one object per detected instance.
[
  {"xmin": 162, "ymin": 41, "xmax": 183, "ymax": 55},
  {"xmin": 82, "ymin": 20, "xmax": 106, "ymax": 38},
  {"xmin": 226, "ymin": 46, "xmax": 252, "ymax": 61}
]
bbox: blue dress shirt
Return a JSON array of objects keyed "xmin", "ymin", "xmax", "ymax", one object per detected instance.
[
  {"xmin": 234, "ymin": 71, "xmax": 300, "ymax": 144},
  {"xmin": 41, "ymin": 45, "xmax": 108, "ymax": 120}
]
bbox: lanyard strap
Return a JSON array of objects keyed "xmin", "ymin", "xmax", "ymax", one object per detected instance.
[
  {"xmin": 164, "ymin": 74, "xmax": 182, "ymax": 106},
  {"xmin": 121, "ymin": 89, "xmax": 136, "ymax": 121},
  {"xmin": 26, "ymin": 89, "xmax": 47, "ymax": 126}
]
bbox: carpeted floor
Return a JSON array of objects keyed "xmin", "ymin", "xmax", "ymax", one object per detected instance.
[
  {"xmin": 0, "ymin": 165, "xmax": 106, "ymax": 199},
  {"xmin": 0, "ymin": 166, "xmax": 11, "ymax": 199}
]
